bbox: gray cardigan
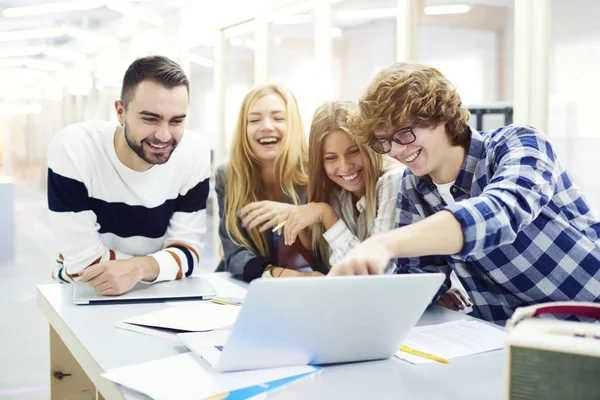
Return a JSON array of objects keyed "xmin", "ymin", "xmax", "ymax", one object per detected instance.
[{"xmin": 215, "ymin": 163, "xmax": 313, "ymax": 282}]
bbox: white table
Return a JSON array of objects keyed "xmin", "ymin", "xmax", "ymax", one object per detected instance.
[{"xmin": 37, "ymin": 273, "xmax": 504, "ymax": 400}]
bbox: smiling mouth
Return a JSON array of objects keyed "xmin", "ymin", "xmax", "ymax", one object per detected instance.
[
  {"xmin": 339, "ymin": 170, "xmax": 362, "ymax": 182},
  {"xmin": 148, "ymin": 143, "xmax": 168, "ymax": 149},
  {"xmin": 403, "ymin": 149, "xmax": 421, "ymax": 163},
  {"xmin": 145, "ymin": 141, "xmax": 172, "ymax": 151},
  {"xmin": 258, "ymin": 137, "xmax": 280, "ymax": 145}
]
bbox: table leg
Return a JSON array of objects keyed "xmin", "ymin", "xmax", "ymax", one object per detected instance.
[{"xmin": 50, "ymin": 326, "xmax": 95, "ymax": 400}]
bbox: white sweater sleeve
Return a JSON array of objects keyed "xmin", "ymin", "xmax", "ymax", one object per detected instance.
[{"xmin": 48, "ymin": 128, "xmax": 132, "ymax": 283}]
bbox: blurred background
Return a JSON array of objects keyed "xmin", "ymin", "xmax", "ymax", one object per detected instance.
[{"xmin": 0, "ymin": 0, "xmax": 599, "ymax": 398}]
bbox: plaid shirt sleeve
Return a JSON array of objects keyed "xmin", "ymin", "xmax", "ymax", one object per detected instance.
[
  {"xmin": 395, "ymin": 175, "xmax": 452, "ymax": 295},
  {"xmin": 445, "ymin": 127, "xmax": 560, "ymax": 258}
]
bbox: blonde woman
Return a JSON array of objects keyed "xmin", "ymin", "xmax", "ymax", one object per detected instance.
[{"xmin": 216, "ymin": 84, "xmax": 323, "ymax": 282}]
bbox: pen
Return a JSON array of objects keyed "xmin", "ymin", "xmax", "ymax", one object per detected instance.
[
  {"xmin": 210, "ymin": 299, "xmax": 241, "ymax": 306},
  {"xmin": 272, "ymin": 220, "xmax": 286, "ymax": 233},
  {"xmin": 204, "ymin": 391, "xmax": 229, "ymax": 400},
  {"xmin": 399, "ymin": 345, "xmax": 450, "ymax": 364}
]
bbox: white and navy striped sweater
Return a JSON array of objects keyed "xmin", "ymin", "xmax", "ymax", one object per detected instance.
[{"xmin": 47, "ymin": 120, "xmax": 210, "ymax": 283}]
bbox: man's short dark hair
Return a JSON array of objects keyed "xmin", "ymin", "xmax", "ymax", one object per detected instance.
[{"xmin": 120, "ymin": 55, "xmax": 189, "ymax": 108}]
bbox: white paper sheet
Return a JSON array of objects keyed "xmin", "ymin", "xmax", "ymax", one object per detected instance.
[
  {"xmin": 205, "ymin": 275, "xmax": 248, "ymax": 299},
  {"xmin": 121, "ymin": 302, "xmax": 240, "ymax": 332},
  {"xmin": 102, "ymin": 352, "xmax": 318, "ymax": 400},
  {"xmin": 395, "ymin": 319, "xmax": 505, "ymax": 364}
]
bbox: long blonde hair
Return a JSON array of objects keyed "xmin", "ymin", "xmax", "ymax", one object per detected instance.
[
  {"xmin": 225, "ymin": 84, "xmax": 308, "ymax": 256},
  {"xmin": 308, "ymin": 101, "xmax": 384, "ymax": 270}
]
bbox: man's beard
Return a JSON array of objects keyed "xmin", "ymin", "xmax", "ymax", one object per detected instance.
[{"xmin": 124, "ymin": 125, "xmax": 178, "ymax": 165}]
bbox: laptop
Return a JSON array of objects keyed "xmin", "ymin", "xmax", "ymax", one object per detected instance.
[
  {"xmin": 179, "ymin": 273, "xmax": 445, "ymax": 372},
  {"xmin": 72, "ymin": 276, "xmax": 216, "ymax": 305}
]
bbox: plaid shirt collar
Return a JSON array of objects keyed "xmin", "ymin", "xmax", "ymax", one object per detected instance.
[{"xmin": 415, "ymin": 127, "xmax": 485, "ymax": 202}]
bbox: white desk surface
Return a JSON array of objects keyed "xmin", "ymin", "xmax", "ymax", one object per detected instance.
[{"xmin": 37, "ymin": 273, "xmax": 504, "ymax": 400}]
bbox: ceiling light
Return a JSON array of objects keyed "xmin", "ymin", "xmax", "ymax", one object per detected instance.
[
  {"xmin": 0, "ymin": 58, "xmax": 65, "ymax": 71},
  {"xmin": 336, "ymin": 8, "xmax": 396, "ymax": 20},
  {"xmin": 0, "ymin": 47, "xmax": 42, "ymax": 58},
  {"xmin": 105, "ymin": 1, "xmax": 163, "ymax": 27},
  {"xmin": 424, "ymin": 5, "xmax": 471, "ymax": 15},
  {"xmin": 0, "ymin": 27, "xmax": 65, "ymax": 42},
  {"xmin": 3, "ymin": 0, "xmax": 102, "ymax": 18},
  {"xmin": 0, "ymin": 104, "xmax": 42, "ymax": 116},
  {"xmin": 66, "ymin": 27, "xmax": 119, "ymax": 46},
  {"xmin": 24, "ymin": 58, "xmax": 66, "ymax": 71},
  {"xmin": 0, "ymin": 59, "xmax": 25, "ymax": 68},
  {"xmin": 0, "ymin": 46, "xmax": 84, "ymax": 61},
  {"xmin": 188, "ymin": 55, "xmax": 214, "ymax": 68},
  {"xmin": 42, "ymin": 46, "xmax": 85, "ymax": 61}
]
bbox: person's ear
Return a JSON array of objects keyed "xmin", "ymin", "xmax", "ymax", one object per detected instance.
[{"xmin": 114, "ymin": 100, "xmax": 125, "ymax": 125}]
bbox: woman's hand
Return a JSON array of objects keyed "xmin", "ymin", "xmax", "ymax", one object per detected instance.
[
  {"xmin": 238, "ymin": 200, "xmax": 295, "ymax": 231},
  {"xmin": 281, "ymin": 203, "xmax": 329, "ymax": 246}
]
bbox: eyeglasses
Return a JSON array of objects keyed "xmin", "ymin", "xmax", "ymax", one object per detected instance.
[{"xmin": 368, "ymin": 121, "xmax": 419, "ymax": 154}]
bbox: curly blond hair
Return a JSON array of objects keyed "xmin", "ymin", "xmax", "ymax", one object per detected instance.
[{"xmin": 350, "ymin": 62, "xmax": 471, "ymax": 148}]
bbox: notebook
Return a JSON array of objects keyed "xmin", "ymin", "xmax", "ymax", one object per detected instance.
[{"xmin": 72, "ymin": 276, "xmax": 216, "ymax": 305}]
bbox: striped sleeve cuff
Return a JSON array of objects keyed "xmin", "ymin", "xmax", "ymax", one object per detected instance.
[
  {"xmin": 166, "ymin": 243, "xmax": 200, "ymax": 277},
  {"xmin": 150, "ymin": 250, "xmax": 184, "ymax": 282}
]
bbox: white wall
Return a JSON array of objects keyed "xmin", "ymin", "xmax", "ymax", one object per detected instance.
[
  {"xmin": 546, "ymin": 0, "xmax": 600, "ymax": 213},
  {"xmin": 335, "ymin": 19, "xmax": 396, "ymax": 101}
]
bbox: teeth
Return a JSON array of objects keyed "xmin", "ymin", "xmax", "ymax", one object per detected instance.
[
  {"xmin": 149, "ymin": 143, "xmax": 167, "ymax": 149},
  {"xmin": 404, "ymin": 150, "xmax": 420, "ymax": 162},
  {"xmin": 259, "ymin": 138, "xmax": 278, "ymax": 144},
  {"xmin": 341, "ymin": 172, "xmax": 358, "ymax": 181}
]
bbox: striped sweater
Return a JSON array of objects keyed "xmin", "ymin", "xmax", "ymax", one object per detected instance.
[{"xmin": 47, "ymin": 120, "xmax": 210, "ymax": 283}]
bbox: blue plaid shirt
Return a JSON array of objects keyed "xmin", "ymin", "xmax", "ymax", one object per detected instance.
[{"xmin": 396, "ymin": 125, "xmax": 600, "ymax": 325}]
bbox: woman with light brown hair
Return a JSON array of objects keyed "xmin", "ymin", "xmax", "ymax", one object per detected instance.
[
  {"xmin": 279, "ymin": 100, "xmax": 404, "ymax": 272},
  {"xmin": 216, "ymin": 83, "xmax": 324, "ymax": 282}
]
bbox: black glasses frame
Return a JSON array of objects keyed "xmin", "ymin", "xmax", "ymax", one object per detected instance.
[{"xmin": 368, "ymin": 120, "xmax": 419, "ymax": 154}]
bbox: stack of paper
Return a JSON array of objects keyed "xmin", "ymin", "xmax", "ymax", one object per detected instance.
[
  {"xmin": 102, "ymin": 352, "xmax": 322, "ymax": 400},
  {"xmin": 396, "ymin": 319, "xmax": 505, "ymax": 364},
  {"xmin": 117, "ymin": 302, "xmax": 240, "ymax": 341}
]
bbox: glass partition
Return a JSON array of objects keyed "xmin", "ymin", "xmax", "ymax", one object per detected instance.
[
  {"xmin": 224, "ymin": 28, "xmax": 256, "ymax": 152},
  {"xmin": 415, "ymin": 0, "xmax": 514, "ymax": 111},
  {"xmin": 331, "ymin": 0, "xmax": 397, "ymax": 101},
  {"xmin": 267, "ymin": 7, "xmax": 317, "ymax": 129}
]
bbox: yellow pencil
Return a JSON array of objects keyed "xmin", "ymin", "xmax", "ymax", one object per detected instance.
[
  {"xmin": 272, "ymin": 220, "xmax": 286, "ymax": 232},
  {"xmin": 399, "ymin": 345, "xmax": 450, "ymax": 364},
  {"xmin": 204, "ymin": 392, "xmax": 229, "ymax": 400},
  {"xmin": 210, "ymin": 299, "xmax": 240, "ymax": 306}
]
